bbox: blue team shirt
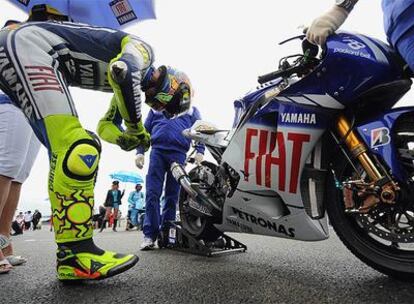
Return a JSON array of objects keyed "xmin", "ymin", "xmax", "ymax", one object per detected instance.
[
  {"xmin": 136, "ymin": 107, "xmax": 205, "ymax": 155},
  {"xmin": 382, "ymin": 0, "xmax": 414, "ymax": 45}
]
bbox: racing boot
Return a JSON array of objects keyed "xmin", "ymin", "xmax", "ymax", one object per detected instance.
[
  {"xmin": 57, "ymin": 239, "xmax": 138, "ymax": 281},
  {"xmin": 45, "ymin": 115, "xmax": 139, "ymax": 281}
]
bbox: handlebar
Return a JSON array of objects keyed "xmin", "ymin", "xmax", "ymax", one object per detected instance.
[
  {"xmin": 258, "ymin": 38, "xmax": 321, "ymax": 85},
  {"xmin": 257, "ymin": 70, "xmax": 283, "ymax": 84},
  {"xmin": 257, "ymin": 65, "xmax": 302, "ymax": 84}
]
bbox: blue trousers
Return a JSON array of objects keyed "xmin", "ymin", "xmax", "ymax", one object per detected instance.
[
  {"xmin": 143, "ymin": 148, "xmax": 186, "ymax": 240},
  {"xmin": 396, "ymin": 26, "xmax": 414, "ymax": 71}
]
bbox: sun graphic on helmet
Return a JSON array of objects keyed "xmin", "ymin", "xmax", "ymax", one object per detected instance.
[{"xmin": 52, "ymin": 190, "xmax": 94, "ymax": 239}]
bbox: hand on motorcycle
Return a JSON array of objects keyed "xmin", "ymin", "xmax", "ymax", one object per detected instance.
[
  {"xmin": 135, "ymin": 154, "xmax": 145, "ymax": 169},
  {"xmin": 306, "ymin": 5, "xmax": 349, "ymax": 46},
  {"xmin": 116, "ymin": 121, "xmax": 150, "ymax": 152}
]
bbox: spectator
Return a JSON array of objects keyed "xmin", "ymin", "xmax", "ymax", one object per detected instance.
[
  {"xmin": 100, "ymin": 181, "xmax": 124, "ymax": 232},
  {"xmin": 136, "ymin": 107, "xmax": 205, "ymax": 250},
  {"xmin": 23, "ymin": 211, "xmax": 33, "ymax": 231},
  {"xmin": 11, "ymin": 213, "xmax": 24, "ymax": 236},
  {"xmin": 32, "ymin": 210, "xmax": 42, "ymax": 230},
  {"xmin": 0, "ymin": 84, "xmax": 40, "ymax": 273},
  {"xmin": 126, "ymin": 184, "xmax": 145, "ymax": 231},
  {"xmin": 92, "ymin": 205, "xmax": 106, "ymax": 230}
]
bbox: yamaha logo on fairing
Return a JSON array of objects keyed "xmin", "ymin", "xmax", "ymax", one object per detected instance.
[
  {"xmin": 280, "ymin": 113, "xmax": 316, "ymax": 125},
  {"xmin": 231, "ymin": 207, "xmax": 295, "ymax": 238}
]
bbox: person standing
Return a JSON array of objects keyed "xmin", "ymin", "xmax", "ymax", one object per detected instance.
[
  {"xmin": 127, "ymin": 183, "xmax": 145, "ymax": 230},
  {"xmin": 0, "ymin": 83, "xmax": 40, "ymax": 274},
  {"xmin": 136, "ymin": 106, "xmax": 205, "ymax": 250},
  {"xmin": 100, "ymin": 181, "xmax": 124, "ymax": 232}
]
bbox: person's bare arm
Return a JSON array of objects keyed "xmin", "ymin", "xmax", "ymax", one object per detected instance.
[{"xmin": 306, "ymin": 0, "xmax": 359, "ymax": 45}]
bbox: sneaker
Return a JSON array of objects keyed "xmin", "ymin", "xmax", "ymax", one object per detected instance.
[
  {"xmin": 140, "ymin": 238, "xmax": 155, "ymax": 251},
  {"xmin": 57, "ymin": 245, "xmax": 138, "ymax": 281}
]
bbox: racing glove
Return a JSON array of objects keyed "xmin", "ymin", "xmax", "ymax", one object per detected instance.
[
  {"xmin": 117, "ymin": 121, "xmax": 150, "ymax": 152},
  {"xmin": 307, "ymin": 5, "xmax": 349, "ymax": 46},
  {"xmin": 98, "ymin": 96, "xmax": 150, "ymax": 151},
  {"xmin": 135, "ymin": 154, "xmax": 145, "ymax": 169}
]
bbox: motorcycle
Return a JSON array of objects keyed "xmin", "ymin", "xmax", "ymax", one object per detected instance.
[{"xmin": 171, "ymin": 31, "xmax": 414, "ymax": 279}]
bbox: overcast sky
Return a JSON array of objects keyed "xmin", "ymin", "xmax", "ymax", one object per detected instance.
[{"xmin": 1, "ymin": 0, "xmax": 411, "ymax": 216}]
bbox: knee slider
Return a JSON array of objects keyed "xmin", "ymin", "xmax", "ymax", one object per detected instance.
[
  {"xmin": 63, "ymin": 139, "xmax": 101, "ymax": 181},
  {"xmin": 110, "ymin": 60, "xmax": 129, "ymax": 84}
]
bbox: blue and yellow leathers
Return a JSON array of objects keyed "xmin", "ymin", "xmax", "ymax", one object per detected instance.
[
  {"xmin": 0, "ymin": 21, "xmax": 152, "ymax": 280},
  {"xmin": 137, "ymin": 108, "xmax": 205, "ymax": 241}
]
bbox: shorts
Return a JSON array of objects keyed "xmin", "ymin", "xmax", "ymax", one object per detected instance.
[
  {"xmin": 0, "ymin": 104, "xmax": 41, "ymax": 183},
  {"xmin": 112, "ymin": 203, "xmax": 120, "ymax": 210}
]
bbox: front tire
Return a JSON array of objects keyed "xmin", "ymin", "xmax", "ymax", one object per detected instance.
[{"xmin": 327, "ymin": 162, "xmax": 414, "ymax": 280}]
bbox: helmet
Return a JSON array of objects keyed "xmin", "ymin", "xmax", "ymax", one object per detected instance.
[
  {"xmin": 144, "ymin": 66, "xmax": 192, "ymax": 119},
  {"xmin": 29, "ymin": 4, "xmax": 70, "ymax": 22}
]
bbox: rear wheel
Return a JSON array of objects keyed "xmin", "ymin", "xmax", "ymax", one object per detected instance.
[
  {"xmin": 328, "ymin": 119, "xmax": 414, "ymax": 280},
  {"xmin": 178, "ymin": 162, "xmax": 222, "ymax": 242}
]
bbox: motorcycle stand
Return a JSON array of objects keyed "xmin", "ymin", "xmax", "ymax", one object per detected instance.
[{"xmin": 167, "ymin": 221, "xmax": 247, "ymax": 257}]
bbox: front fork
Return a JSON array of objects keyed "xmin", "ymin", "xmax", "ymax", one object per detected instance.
[{"xmin": 335, "ymin": 115, "xmax": 399, "ymax": 212}]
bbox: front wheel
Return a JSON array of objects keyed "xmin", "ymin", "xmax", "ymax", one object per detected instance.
[{"xmin": 328, "ymin": 161, "xmax": 414, "ymax": 280}]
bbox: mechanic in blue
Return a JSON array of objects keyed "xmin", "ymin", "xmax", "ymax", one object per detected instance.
[
  {"xmin": 0, "ymin": 6, "xmax": 193, "ymax": 281},
  {"xmin": 135, "ymin": 103, "xmax": 205, "ymax": 250},
  {"xmin": 307, "ymin": 0, "xmax": 414, "ymax": 73}
]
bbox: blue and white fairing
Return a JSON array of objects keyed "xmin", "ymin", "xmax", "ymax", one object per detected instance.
[
  {"xmin": 234, "ymin": 32, "xmax": 405, "ymax": 124},
  {"xmin": 219, "ymin": 32, "xmax": 412, "ymax": 241},
  {"xmin": 230, "ymin": 32, "xmax": 410, "ymax": 179},
  {"xmin": 283, "ymin": 32, "xmax": 406, "ymax": 106}
]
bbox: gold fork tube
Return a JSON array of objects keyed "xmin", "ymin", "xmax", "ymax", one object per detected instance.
[{"xmin": 336, "ymin": 115, "xmax": 383, "ymax": 182}]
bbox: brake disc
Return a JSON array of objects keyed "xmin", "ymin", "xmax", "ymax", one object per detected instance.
[{"xmin": 356, "ymin": 206, "xmax": 414, "ymax": 243}]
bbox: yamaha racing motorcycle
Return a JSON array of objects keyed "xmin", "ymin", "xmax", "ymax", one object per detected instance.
[{"xmin": 171, "ymin": 31, "xmax": 414, "ymax": 279}]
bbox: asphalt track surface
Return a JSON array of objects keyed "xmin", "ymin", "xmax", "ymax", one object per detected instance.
[{"xmin": 2, "ymin": 227, "xmax": 414, "ymax": 304}]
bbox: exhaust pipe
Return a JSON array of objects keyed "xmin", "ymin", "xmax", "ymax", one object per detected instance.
[
  {"xmin": 171, "ymin": 162, "xmax": 198, "ymax": 198},
  {"xmin": 170, "ymin": 162, "xmax": 222, "ymax": 211}
]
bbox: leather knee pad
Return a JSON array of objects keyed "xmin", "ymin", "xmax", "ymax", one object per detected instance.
[{"xmin": 62, "ymin": 138, "xmax": 101, "ymax": 181}]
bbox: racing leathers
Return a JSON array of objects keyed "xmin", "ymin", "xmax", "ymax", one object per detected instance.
[{"xmin": 0, "ymin": 20, "xmax": 153, "ymax": 280}]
